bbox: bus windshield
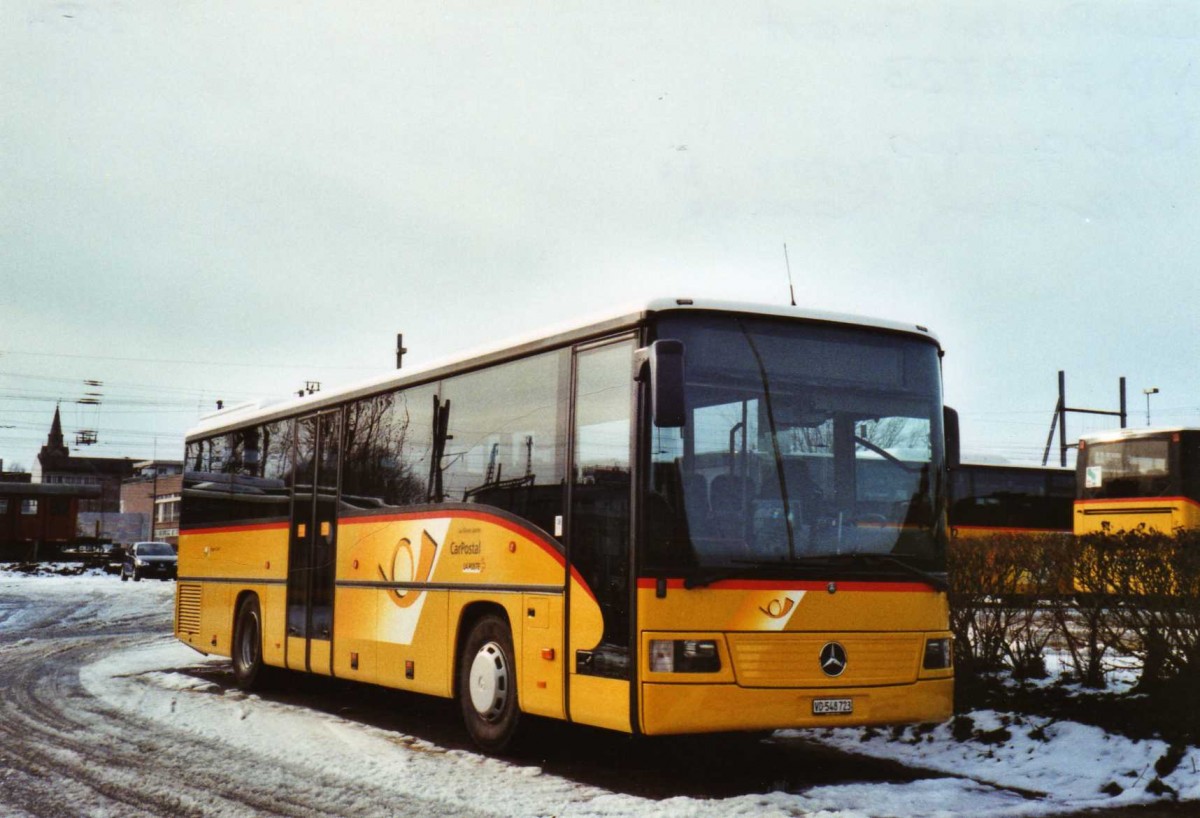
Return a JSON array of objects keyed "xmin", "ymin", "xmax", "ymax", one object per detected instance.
[
  {"xmin": 1079, "ymin": 436, "xmax": 1178, "ymax": 499},
  {"xmin": 646, "ymin": 313, "xmax": 947, "ymax": 576}
]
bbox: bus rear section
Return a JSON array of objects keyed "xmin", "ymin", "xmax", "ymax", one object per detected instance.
[
  {"xmin": 1075, "ymin": 428, "xmax": 1200, "ymax": 535},
  {"xmin": 950, "ymin": 464, "xmax": 1074, "ymax": 538}
]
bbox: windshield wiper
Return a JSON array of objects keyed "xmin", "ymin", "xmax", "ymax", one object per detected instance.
[
  {"xmin": 730, "ymin": 553, "xmax": 948, "ymax": 591},
  {"xmin": 738, "ymin": 319, "xmax": 796, "ymax": 560},
  {"xmin": 682, "ymin": 567, "xmax": 750, "ymax": 589},
  {"xmin": 836, "ymin": 553, "xmax": 949, "ymax": 591},
  {"xmin": 683, "ymin": 554, "xmax": 948, "ymax": 591},
  {"xmin": 682, "ymin": 560, "xmax": 807, "ymax": 588}
]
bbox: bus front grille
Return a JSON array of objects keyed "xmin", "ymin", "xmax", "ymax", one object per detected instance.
[{"xmin": 728, "ymin": 633, "xmax": 923, "ymax": 688}]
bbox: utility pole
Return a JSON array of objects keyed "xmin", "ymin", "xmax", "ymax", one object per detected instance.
[
  {"xmin": 151, "ymin": 438, "xmax": 159, "ymax": 542},
  {"xmin": 1042, "ymin": 371, "xmax": 1128, "ymax": 467}
]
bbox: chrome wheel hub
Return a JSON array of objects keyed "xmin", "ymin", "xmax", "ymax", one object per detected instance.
[{"xmin": 467, "ymin": 641, "xmax": 509, "ymax": 721}]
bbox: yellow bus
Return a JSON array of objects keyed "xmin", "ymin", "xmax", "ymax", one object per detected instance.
[
  {"xmin": 1075, "ymin": 427, "xmax": 1200, "ymax": 535},
  {"xmin": 175, "ymin": 299, "xmax": 955, "ymax": 751},
  {"xmin": 947, "ymin": 463, "xmax": 1075, "ymax": 596},
  {"xmin": 950, "ymin": 464, "xmax": 1074, "ymax": 539}
]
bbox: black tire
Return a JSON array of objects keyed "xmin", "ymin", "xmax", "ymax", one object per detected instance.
[
  {"xmin": 232, "ymin": 595, "xmax": 274, "ymax": 691},
  {"xmin": 132, "ymin": 569, "xmax": 141, "ymax": 582},
  {"xmin": 457, "ymin": 614, "xmax": 520, "ymax": 752}
]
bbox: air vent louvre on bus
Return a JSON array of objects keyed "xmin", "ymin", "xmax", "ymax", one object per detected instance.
[{"xmin": 176, "ymin": 583, "xmax": 202, "ymax": 634}]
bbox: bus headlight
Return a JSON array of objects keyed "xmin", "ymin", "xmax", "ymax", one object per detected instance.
[
  {"xmin": 649, "ymin": 639, "xmax": 721, "ymax": 673},
  {"xmin": 923, "ymin": 637, "xmax": 952, "ymax": 670}
]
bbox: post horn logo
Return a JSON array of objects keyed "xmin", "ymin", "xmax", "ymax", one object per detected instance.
[
  {"xmin": 819, "ymin": 642, "xmax": 848, "ymax": 677},
  {"xmin": 758, "ymin": 597, "xmax": 795, "ymax": 619},
  {"xmin": 378, "ymin": 530, "xmax": 439, "ymax": 608}
]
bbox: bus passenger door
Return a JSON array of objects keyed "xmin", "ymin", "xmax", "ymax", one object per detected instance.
[
  {"xmin": 567, "ymin": 336, "xmax": 636, "ymax": 732},
  {"xmin": 286, "ymin": 409, "xmax": 341, "ymax": 675}
]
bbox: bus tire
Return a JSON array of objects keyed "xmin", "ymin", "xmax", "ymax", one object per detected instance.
[
  {"xmin": 232, "ymin": 595, "xmax": 273, "ymax": 691},
  {"xmin": 458, "ymin": 614, "xmax": 520, "ymax": 752}
]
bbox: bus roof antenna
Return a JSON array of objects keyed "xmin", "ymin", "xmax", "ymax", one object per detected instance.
[{"xmin": 783, "ymin": 243, "xmax": 797, "ymax": 307}]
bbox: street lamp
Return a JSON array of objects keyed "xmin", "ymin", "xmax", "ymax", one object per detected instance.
[{"xmin": 1143, "ymin": 387, "xmax": 1159, "ymax": 427}]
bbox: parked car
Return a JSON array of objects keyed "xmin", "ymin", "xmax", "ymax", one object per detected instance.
[{"xmin": 121, "ymin": 541, "xmax": 177, "ymax": 582}]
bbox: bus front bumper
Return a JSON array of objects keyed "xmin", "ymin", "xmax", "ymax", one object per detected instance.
[{"xmin": 639, "ymin": 677, "xmax": 954, "ymax": 735}]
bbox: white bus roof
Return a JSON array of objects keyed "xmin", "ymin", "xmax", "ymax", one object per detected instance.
[
  {"xmin": 187, "ymin": 298, "xmax": 941, "ymax": 441},
  {"xmin": 1079, "ymin": 426, "xmax": 1200, "ymax": 445}
]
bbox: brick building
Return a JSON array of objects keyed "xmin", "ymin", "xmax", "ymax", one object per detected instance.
[{"xmin": 119, "ymin": 460, "xmax": 184, "ymax": 546}]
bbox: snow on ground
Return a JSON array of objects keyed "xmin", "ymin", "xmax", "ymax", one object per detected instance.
[{"xmin": 2, "ymin": 565, "xmax": 1197, "ymax": 817}]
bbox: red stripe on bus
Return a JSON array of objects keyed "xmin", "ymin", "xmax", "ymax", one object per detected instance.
[
  {"xmin": 338, "ymin": 508, "xmax": 567, "ymax": 565},
  {"xmin": 352, "ymin": 509, "xmax": 596, "ymax": 604},
  {"xmin": 953, "ymin": 526, "xmax": 1070, "ymax": 535},
  {"xmin": 1076, "ymin": 496, "xmax": 1200, "ymax": 509},
  {"xmin": 636, "ymin": 578, "xmax": 937, "ymax": 593},
  {"xmin": 182, "ymin": 521, "xmax": 289, "ymax": 536},
  {"xmin": 184, "ymin": 509, "xmax": 595, "ymax": 602}
]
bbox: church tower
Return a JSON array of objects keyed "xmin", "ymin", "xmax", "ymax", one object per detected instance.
[{"xmin": 40, "ymin": 405, "xmax": 70, "ymax": 462}]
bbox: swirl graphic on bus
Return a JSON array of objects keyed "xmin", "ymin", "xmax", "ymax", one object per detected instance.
[{"xmin": 377, "ymin": 530, "xmax": 440, "ymax": 608}]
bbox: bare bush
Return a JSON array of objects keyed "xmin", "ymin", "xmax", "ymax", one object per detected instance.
[
  {"xmin": 948, "ymin": 534, "xmax": 1062, "ymax": 681},
  {"xmin": 950, "ymin": 529, "xmax": 1200, "ymax": 742},
  {"xmin": 1104, "ymin": 530, "xmax": 1200, "ymax": 698},
  {"xmin": 1044, "ymin": 533, "xmax": 1125, "ymax": 688},
  {"xmin": 948, "ymin": 534, "xmax": 1018, "ymax": 676}
]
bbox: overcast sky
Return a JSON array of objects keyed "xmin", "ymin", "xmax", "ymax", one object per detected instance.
[{"xmin": 2, "ymin": 1, "xmax": 1197, "ymax": 471}]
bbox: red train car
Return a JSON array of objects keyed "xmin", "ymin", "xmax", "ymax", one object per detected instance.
[{"xmin": 0, "ymin": 483, "xmax": 101, "ymax": 561}]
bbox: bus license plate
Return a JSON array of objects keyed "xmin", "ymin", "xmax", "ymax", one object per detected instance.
[{"xmin": 812, "ymin": 697, "xmax": 853, "ymax": 715}]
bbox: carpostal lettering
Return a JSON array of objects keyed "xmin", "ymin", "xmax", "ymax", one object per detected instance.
[{"xmin": 450, "ymin": 540, "xmax": 482, "ymax": 555}]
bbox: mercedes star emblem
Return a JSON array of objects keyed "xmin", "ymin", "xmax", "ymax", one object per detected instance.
[{"xmin": 819, "ymin": 642, "xmax": 848, "ymax": 677}]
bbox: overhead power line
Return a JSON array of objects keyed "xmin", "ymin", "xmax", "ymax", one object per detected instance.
[{"xmin": 1, "ymin": 349, "xmax": 377, "ymax": 371}]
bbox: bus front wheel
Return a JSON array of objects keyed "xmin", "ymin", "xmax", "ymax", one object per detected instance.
[
  {"xmin": 232, "ymin": 595, "xmax": 273, "ymax": 691},
  {"xmin": 458, "ymin": 614, "xmax": 520, "ymax": 752}
]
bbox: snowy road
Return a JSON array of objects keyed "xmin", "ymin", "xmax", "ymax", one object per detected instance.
[
  {"xmin": 0, "ymin": 575, "xmax": 497, "ymax": 817},
  {"xmin": 2, "ymin": 570, "xmax": 1197, "ymax": 817},
  {"xmin": 0, "ymin": 572, "xmax": 939, "ymax": 817}
]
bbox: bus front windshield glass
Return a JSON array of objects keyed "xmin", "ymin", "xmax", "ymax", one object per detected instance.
[
  {"xmin": 646, "ymin": 313, "xmax": 947, "ymax": 576},
  {"xmin": 1079, "ymin": 438, "xmax": 1177, "ymax": 499}
]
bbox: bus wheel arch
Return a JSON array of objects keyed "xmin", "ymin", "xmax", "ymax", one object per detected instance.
[
  {"xmin": 231, "ymin": 592, "xmax": 274, "ymax": 691},
  {"xmin": 455, "ymin": 605, "xmax": 520, "ymax": 752}
]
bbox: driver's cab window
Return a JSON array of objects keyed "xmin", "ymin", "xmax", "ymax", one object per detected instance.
[{"xmin": 571, "ymin": 338, "xmax": 634, "ymax": 677}]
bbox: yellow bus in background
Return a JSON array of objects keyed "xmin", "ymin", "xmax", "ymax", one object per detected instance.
[
  {"xmin": 1075, "ymin": 428, "xmax": 1200, "ymax": 535},
  {"xmin": 950, "ymin": 463, "xmax": 1075, "ymax": 539},
  {"xmin": 175, "ymin": 299, "xmax": 955, "ymax": 751}
]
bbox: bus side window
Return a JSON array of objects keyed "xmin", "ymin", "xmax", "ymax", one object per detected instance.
[
  {"xmin": 439, "ymin": 350, "xmax": 567, "ymax": 537},
  {"xmin": 341, "ymin": 387, "xmax": 435, "ymax": 509}
]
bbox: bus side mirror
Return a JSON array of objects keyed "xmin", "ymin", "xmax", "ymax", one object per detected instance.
[
  {"xmin": 943, "ymin": 406, "xmax": 960, "ymax": 469},
  {"xmin": 637, "ymin": 340, "xmax": 686, "ymax": 428}
]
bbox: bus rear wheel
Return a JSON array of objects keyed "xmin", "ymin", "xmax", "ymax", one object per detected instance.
[
  {"xmin": 232, "ymin": 595, "xmax": 274, "ymax": 691},
  {"xmin": 458, "ymin": 614, "xmax": 520, "ymax": 752}
]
